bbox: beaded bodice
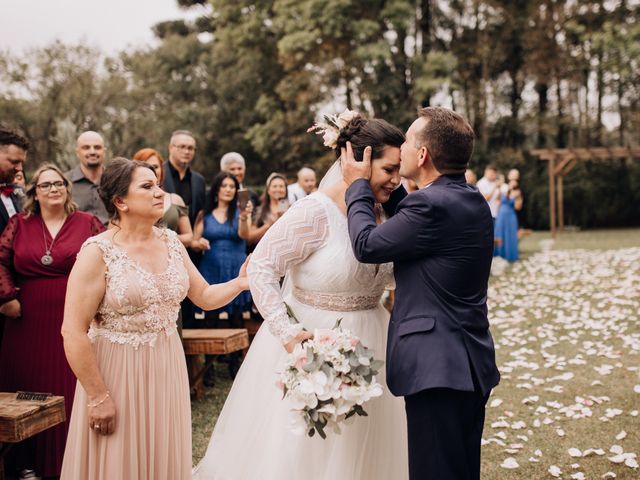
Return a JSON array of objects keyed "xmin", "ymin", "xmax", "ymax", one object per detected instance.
[{"xmin": 83, "ymin": 228, "xmax": 189, "ymax": 348}]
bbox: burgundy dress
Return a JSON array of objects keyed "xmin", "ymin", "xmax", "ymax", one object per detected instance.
[{"xmin": 0, "ymin": 211, "xmax": 104, "ymax": 478}]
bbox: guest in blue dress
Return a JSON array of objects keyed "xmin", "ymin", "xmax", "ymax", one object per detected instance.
[
  {"xmin": 494, "ymin": 179, "xmax": 523, "ymax": 262},
  {"xmin": 192, "ymin": 172, "xmax": 253, "ymax": 381}
]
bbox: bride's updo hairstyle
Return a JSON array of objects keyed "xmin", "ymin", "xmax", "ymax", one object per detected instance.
[
  {"xmin": 99, "ymin": 157, "xmax": 156, "ymax": 224},
  {"xmin": 335, "ymin": 115, "xmax": 404, "ymax": 162}
]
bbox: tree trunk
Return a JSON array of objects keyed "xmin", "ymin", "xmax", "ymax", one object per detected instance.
[
  {"xmin": 535, "ymin": 81, "xmax": 548, "ymax": 147},
  {"xmin": 419, "ymin": 0, "xmax": 432, "ymax": 55},
  {"xmin": 617, "ymin": 77, "xmax": 625, "ymax": 145},
  {"xmin": 556, "ymin": 78, "xmax": 567, "ymax": 148},
  {"xmin": 595, "ymin": 50, "xmax": 604, "ymax": 145},
  {"xmin": 583, "ymin": 68, "xmax": 591, "ymax": 145}
]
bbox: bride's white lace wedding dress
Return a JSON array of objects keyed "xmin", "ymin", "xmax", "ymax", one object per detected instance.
[{"xmin": 193, "ymin": 191, "xmax": 408, "ymax": 480}]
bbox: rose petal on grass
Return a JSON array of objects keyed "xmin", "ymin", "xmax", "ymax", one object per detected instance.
[
  {"xmin": 568, "ymin": 448, "xmax": 582, "ymax": 457},
  {"xmin": 625, "ymin": 457, "xmax": 638, "ymax": 468},
  {"xmin": 500, "ymin": 457, "xmax": 519, "ymax": 469},
  {"xmin": 608, "ymin": 454, "xmax": 626, "ymax": 464},
  {"xmin": 548, "ymin": 465, "xmax": 562, "ymax": 477},
  {"xmin": 615, "ymin": 431, "xmax": 627, "ymax": 440}
]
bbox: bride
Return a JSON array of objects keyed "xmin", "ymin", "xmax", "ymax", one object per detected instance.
[{"xmin": 193, "ymin": 112, "xmax": 409, "ymax": 479}]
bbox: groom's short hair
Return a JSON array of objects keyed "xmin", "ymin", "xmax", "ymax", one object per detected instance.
[{"xmin": 415, "ymin": 107, "xmax": 474, "ymax": 174}]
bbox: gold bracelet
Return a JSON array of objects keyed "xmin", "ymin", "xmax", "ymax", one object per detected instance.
[{"xmin": 87, "ymin": 391, "xmax": 110, "ymax": 408}]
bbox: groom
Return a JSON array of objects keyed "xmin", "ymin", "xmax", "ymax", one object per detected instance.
[{"xmin": 342, "ymin": 107, "xmax": 500, "ymax": 480}]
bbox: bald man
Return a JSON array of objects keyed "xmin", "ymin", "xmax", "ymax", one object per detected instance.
[
  {"xmin": 288, "ymin": 166, "xmax": 317, "ymax": 204},
  {"xmin": 64, "ymin": 131, "xmax": 109, "ymax": 224}
]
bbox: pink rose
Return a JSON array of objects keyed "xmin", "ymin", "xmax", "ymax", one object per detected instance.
[{"xmin": 295, "ymin": 353, "xmax": 308, "ymax": 370}]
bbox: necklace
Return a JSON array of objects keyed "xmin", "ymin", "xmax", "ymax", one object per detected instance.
[{"xmin": 41, "ymin": 217, "xmax": 66, "ymax": 266}]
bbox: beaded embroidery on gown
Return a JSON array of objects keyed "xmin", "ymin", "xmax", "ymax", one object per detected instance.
[
  {"xmin": 61, "ymin": 228, "xmax": 192, "ymax": 480},
  {"xmin": 193, "ymin": 192, "xmax": 408, "ymax": 480}
]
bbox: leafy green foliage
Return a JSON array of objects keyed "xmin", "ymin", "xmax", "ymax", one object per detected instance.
[{"xmin": 0, "ymin": 0, "xmax": 638, "ymax": 228}]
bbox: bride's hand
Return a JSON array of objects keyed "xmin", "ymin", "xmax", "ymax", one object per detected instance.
[{"xmin": 283, "ymin": 330, "xmax": 314, "ymax": 353}]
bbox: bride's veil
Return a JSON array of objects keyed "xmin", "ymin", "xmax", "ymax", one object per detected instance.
[{"xmin": 318, "ymin": 159, "xmax": 342, "ymax": 191}]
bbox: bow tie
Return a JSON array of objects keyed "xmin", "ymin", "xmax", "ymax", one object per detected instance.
[{"xmin": 0, "ymin": 184, "xmax": 14, "ymax": 196}]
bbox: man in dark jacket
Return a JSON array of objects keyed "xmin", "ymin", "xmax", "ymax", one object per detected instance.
[
  {"xmin": 0, "ymin": 126, "xmax": 29, "ymax": 344},
  {"xmin": 162, "ymin": 129, "xmax": 206, "ymax": 226},
  {"xmin": 162, "ymin": 130, "xmax": 206, "ymax": 332},
  {"xmin": 343, "ymin": 107, "xmax": 499, "ymax": 480}
]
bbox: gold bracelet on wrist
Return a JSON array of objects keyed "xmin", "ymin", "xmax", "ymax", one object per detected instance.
[{"xmin": 87, "ymin": 391, "xmax": 110, "ymax": 408}]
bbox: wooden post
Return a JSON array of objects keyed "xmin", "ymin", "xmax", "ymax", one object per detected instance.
[
  {"xmin": 549, "ymin": 157, "xmax": 556, "ymax": 237},
  {"xmin": 557, "ymin": 174, "xmax": 564, "ymax": 232}
]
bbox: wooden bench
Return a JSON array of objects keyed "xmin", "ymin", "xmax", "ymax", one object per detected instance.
[
  {"xmin": 182, "ymin": 329, "xmax": 249, "ymax": 400},
  {"xmin": 0, "ymin": 393, "xmax": 65, "ymax": 479}
]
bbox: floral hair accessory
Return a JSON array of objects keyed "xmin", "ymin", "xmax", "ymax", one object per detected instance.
[{"xmin": 307, "ymin": 109, "xmax": 359, "ymax": 149}]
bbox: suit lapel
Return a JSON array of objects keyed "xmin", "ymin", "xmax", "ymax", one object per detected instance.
[{"xmin": 0, "ymin": 199, "xmax": 9, "ymax": 225}]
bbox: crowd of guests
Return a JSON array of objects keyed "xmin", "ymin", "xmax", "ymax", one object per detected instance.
[
  {"xmin": 467, "ymin": 165, "xmax": 524, "ymax": 262},
  {"xmin": 0, "ymin": 121, "xmax": 519, "ymax": 479},
  {"xmin": 0, "ymin": 125, "xmax": 317, "ymax": 480}
]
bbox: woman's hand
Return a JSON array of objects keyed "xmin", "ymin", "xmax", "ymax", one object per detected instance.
[
  {"xmin": 0, "ymin": 299, "xmax": 20, "ymax": 319},
  {"xmin": 87, "ymin": 392, "xmax": 116, "ymax": 436},
  {"xmin": 191, "ymin": 237, "xmax": 211, "ymax": 252},
  {"xmin": 239, "ymin": 203, "xmax": 253, "ymax": 222},
  {"xmin": 283, "ymin": 330, "xmax": 314, "ymax": 354},
  {"xmin": 236, "ymin": 255, "xmax": 251, "ymax": 290}
]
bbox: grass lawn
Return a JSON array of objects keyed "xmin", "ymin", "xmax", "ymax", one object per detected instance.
[{"xmin": 191, "ymin": 229, "xmax": 640, "ymax": 478}]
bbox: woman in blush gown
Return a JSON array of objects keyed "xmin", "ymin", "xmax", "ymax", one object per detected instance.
[
  {"xmin": 193, "ymin": 114, "xmax": 410, "ymax": 480},
  {"xmin": 60, "ymin": 158, "xmax": 249, "ymax": 480}
]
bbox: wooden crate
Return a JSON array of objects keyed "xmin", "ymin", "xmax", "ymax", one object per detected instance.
[
  {"xmin": 0, "ymin": 393, "xmax": 65, "ymax": 443},
  {"xmin": 182, "ymin": 328, "xmax": 249, "ymax": 355}
]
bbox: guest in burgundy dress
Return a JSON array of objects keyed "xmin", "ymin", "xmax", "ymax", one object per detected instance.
[{"xmin": 0, "ymin": 163, "xmax": 104, "ymax": 479}]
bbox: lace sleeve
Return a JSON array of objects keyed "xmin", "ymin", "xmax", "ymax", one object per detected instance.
[
  {"xmin": 247, "ymin": 197, "xmax": 329, "ymax": 344},
  {"xmin": 0, "ymin": 215, "xmax": 20, "ymax": 303}
]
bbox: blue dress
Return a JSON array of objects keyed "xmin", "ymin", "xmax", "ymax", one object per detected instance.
[
  {"xmin": 494, "ymin": 193, "xmax": 519, "ymax": 262},
  {"xmin": 199, "ymin": 210, "xmax": 251, "ymax": 313}
]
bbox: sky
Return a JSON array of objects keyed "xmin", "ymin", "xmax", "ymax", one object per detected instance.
[{"xmin": 1, "ymin": 0, "xmax": 204, "ymax": 55}]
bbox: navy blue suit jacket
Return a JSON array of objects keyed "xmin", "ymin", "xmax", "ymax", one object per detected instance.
[{"xmin": 346, "ymin": 175, "xmax": 500, "ymax": 397}]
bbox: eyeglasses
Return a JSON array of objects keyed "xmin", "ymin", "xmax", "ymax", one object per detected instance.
[
  {"xmin": 171, "ymin": 144, "xmax": 196, "ymax": 152},
  {"xmin": 36, "ymin": 181, "xmax": 67, "ymax": 192}
]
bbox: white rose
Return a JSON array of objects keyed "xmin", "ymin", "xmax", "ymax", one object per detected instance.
[{"xmin": 289, "ymin": 414, "xmax": 308, "ymax": 436}]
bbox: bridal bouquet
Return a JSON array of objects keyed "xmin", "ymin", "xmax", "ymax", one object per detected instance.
[{"xmin": 277, "ymin": 310, "xmax": 384, "ymax": 439}]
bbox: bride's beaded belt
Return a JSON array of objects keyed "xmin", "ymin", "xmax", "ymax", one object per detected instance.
[{"xmin": 293, "ymin": 286, "xmax": 380, "ymax": 311}]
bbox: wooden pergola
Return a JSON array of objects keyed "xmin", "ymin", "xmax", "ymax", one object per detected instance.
[{"xmin": 530, "ymin": 147, "xmax": 640, "ymax": 237}]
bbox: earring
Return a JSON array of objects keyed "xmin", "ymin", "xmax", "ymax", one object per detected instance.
[{"xmin": 122, "ymin": 205, "xmax": 129, "ymax": 212}]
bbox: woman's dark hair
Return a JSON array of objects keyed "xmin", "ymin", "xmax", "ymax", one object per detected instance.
[
  {"xmin": 335, "ymin": 115, "xmax": 405, "ymax": 161},
  {"xmin": 99, "ymin": 157, "xmax": 156, "ymax": 223},
  {"xmin": 258, "ymin": 173, "xmax": 287, "ymax": 227},
  {"xmin": 205, "ymin": 172, "xmax": 239, "ymax": 224}
]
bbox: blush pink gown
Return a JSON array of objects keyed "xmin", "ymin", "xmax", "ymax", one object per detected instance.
[{"xmin": 60, "ymin": 228, "xmax": 192, "ymax": 480}]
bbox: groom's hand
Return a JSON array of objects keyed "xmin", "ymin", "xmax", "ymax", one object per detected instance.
[{"xmin": 341, "ymin": 141, "xmax": 372, "ymax": 185}]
